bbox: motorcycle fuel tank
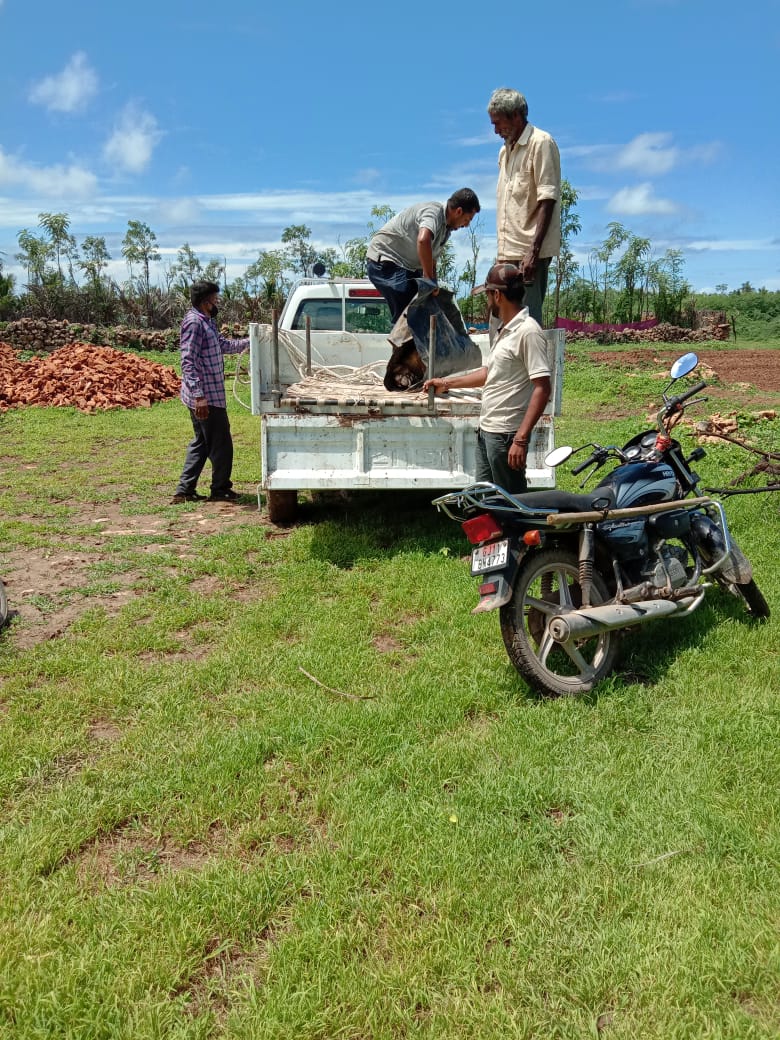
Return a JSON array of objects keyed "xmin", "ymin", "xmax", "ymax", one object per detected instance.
[{"xmin": 597, "ymin": 462, "xmax": 677, "ymax": 508}]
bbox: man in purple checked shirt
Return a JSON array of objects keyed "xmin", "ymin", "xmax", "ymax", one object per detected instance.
[{"xmin": 171, "ymin": 280, "xmax": 249, "ymax": 504}]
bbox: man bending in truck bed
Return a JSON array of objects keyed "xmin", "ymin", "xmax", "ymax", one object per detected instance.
[{"xmin": 366, "ymin": 188, "xmax": 481, "ymax": 324}]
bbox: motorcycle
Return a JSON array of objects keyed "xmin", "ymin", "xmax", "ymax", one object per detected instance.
[{"xmin": 433, "ymin": 352, "xmax": 770, "ymax": 697}]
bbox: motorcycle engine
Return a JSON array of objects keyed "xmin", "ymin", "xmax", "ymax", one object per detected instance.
[{"xmin": 641, "ymin": 545, "xmax": 689, "ymax": 589}]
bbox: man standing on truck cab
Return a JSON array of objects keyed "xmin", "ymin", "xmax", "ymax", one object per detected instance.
[
  {"xmin": 366, "ymin": 188, "xmax": 481, "ymax": 324},
  {"xmin": 171, "ymin": 280, "xmax": 249, "ymax": 504},
  {"xmin": 423, "ymin": 263, "xmax": 551, "ymax": 495},
  {"xmin": 488, "ymin": 87, "xmax": 560, "ymax": 326}
]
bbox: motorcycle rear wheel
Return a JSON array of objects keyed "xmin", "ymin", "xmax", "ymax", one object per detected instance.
[{"xmin": 500, "ymin": 548, "xmax": 617, "ymax": 697}]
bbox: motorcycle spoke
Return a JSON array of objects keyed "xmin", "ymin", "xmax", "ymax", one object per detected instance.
[
  {"xmin": 536, "ymin": 627, "xmax": 559, "ymax": 666},
  {"xmin": 556, "ymin": 572, "xmax": 578, "ymax": 609},
  {"xmin": 524, "ymin": 595, "xmax": 560, "ymax": 618},
  {"xmin": 560, "ymin": 641, "xmax": 597, "ymax": 680}
]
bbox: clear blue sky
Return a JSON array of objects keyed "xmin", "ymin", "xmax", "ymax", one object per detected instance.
[{"xmin": 1, "ymin": 0, "xmax": 778, "ymax": 296}]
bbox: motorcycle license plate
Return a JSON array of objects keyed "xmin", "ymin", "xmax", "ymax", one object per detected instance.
[{"xmin": 471, "ymin": 539, "xmax": 510, "ymax": 575}]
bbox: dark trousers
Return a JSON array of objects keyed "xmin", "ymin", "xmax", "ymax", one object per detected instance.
[
  {"xmin": 475, "ymin": 428, "xmax": 528, "ymax": 495},
  {"xmin": 367, "ymin": 258, "xmax": 419, "ymax": 324},
  {"xmin": 496, "ymin": 257, "xmax": 551, "ymax": 325},
  {"xmin": 175, "ymin": 405, "xmax": 233, "ymax": 496}
]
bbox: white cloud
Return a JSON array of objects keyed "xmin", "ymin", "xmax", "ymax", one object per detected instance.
[
  {"xmin": 597, "ymin": 90, "xmax": 640, "ymax": 104},
  {"xmin": 0, "ymin": 147, "xmax": 98, "ymax": 197},
  {"xmin": 570, "ymin": 133, "xmax": 720, "ymax": 177},
  {"xmin": 456, "ymin": 132, "xmax": 495, "ymax": 148},
  {"xmin": 684, "ymin": 238, "xmax": 774, "ymax": 253},
  {"xmin": 158, "ymin": 197, "xmax": 201, "ymax": 225},
  {"xmin": 29, "ymin": 52, "xmax": 99, "ymax": 114},
  {"xmin": 353, "ymin": 168, "xmax": 382, "ymax": 186},
  {"xmin": 103, "ymin": 104, "xmax": 163, "ymax": 175},
  {"xmin": 615, "ymin": 132, "xmax": 678, "ymax": 175},
  {"xmin": 608, "ymin": 182, "xmax": 679, "ymax": 215}
]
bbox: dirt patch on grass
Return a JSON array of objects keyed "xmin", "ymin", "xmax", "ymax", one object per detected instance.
[
  {"xmin": 584, "ymin": 347, "xmax": 780, "ymax": 392},
  {"xmin": 0, "ymin": 499, "xmax": 267, "ymax": 648},
  {"xmin": 73, "ymin": 820, "xmax": 220, "ymax": 888}
]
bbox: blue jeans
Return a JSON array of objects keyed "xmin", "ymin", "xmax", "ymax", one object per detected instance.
[
  {"xmin": 475, "ymin": 428, "xmax": 528, "ymax": 495},
  {"xmin": 367, "ymin": 258, "xmax": 419, "ymax": 324},
  {"xmin": 175, "ymin": 405, "xmax": 234, "ymax": 496}
]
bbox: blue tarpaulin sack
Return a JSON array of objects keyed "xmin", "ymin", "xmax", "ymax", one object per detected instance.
[{"xmin": 384, "ymin": 278, "xmax": 483, "ymax": 390}]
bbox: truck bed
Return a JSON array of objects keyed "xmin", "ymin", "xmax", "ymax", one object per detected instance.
[
  {"xmin": 280, "ymin": 372, "xmax": 483, "ymax": 416},
  {"xmin": 249, "ymin": 321, "xmax": 564, "ymax": 496}
]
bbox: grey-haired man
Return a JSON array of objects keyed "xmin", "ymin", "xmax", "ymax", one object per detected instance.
[{"xmin": 488, "ymin": 87, "xmax": 561, "ymax": 326}]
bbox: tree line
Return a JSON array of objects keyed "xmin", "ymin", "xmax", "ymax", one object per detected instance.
[{"xmin": 1, "ymin": 185, "xmax": 777, "ymax": 333}]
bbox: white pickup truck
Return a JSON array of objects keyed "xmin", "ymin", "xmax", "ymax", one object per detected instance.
[{"xmin": 248, "ymin": 278, "xmax": 564, "ymax": 522}]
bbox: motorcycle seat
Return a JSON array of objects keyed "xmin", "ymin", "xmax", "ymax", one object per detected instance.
[{"xmin": 512, "ymin": 488, "xmax": 617, "ymax": 514}]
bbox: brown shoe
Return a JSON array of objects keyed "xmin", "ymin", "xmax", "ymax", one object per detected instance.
[
  {"xmin": 170, "ymin": 492, "xmax": 207, "ymax": 504},
  {"xmin": 208, "ymin": 489, "xmax": 241, "ymax": 502}
]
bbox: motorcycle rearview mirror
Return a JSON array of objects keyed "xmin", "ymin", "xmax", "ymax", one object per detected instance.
[
  {"xmin": 670, "ymin": 352, "xmax": 699, "ymax": 380},
  {"xmin": 545, "ymin": 445, "xmax": 574, "ymax": 468}
]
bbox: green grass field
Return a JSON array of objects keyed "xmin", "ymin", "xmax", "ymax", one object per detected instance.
[{"xmin": 0, "ymin": 346, "xmax": 778, "ymax": 1039}]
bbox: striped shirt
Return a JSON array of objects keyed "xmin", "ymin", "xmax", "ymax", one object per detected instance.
[{"xmin": 179, "ymin": 307, "xmax": 248, "ymax": 409}]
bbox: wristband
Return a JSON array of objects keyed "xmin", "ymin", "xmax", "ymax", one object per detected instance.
[{"xmin": 513, "ymin": 437, "xmax": 528, "ymax": 446}]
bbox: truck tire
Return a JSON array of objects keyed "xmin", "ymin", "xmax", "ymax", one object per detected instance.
[{"xmin": 267, "ymin": 490, "xmax": 298, "ymax": 525}]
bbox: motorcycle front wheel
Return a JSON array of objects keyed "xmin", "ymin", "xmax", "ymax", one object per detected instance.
[
  {"xmin": 714, "ymin": 539, "xmax": 770, "ymax": 619},
  {"xmin": 500, "ymin": 548, "xmax": 618, "ymax": 697},
  {"xmin": 720, "ymin": 577, "xmax": 770, "ymax": 619}
]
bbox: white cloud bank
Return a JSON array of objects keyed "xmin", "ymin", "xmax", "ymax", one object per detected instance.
[
  {"xmin": 29, "ymin": 52, "xmax": 99, "ymax": 114},
  {"xmin": 568, "ymin": 132, "xmax": 720, "ymax": 176},
  {"xmin": 103, "ymin": 104, "xmax": 162, "ymax": 175},
  {"xmin": 0, "ymin": 147, "xmax": 98, "ymax": 198}
]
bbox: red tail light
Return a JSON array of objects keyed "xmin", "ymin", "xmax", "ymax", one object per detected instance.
[
  {"xmin": 523, "ymin": 530, "xmax": 542, "ymax": 547},
  {"xmin": 462, "ymin": 514, "xmax": 503, "ymax": 545},
  {"xmin": 348, "ymin": 288, "xmax": 382, "ymax": 297}
]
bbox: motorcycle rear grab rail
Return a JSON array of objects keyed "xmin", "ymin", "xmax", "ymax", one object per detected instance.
[{"xmin": 433, "ymin": 482, "xmax": 556, "ymax": 523}]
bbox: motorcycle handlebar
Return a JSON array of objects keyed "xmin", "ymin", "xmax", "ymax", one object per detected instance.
[
  {"xmin": 571, "ymin": 453, "xmax": 598, "ymax": 476},
  {"xmin": 666, "ymin": 379, "xmax": 708, "ymax": 411}
]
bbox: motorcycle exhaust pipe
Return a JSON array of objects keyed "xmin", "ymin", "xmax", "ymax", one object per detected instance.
[{"xmin": 549, "ymin": 594, "xmax": 703, "ymax": 643}]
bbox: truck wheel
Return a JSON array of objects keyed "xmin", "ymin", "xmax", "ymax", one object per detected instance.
[{"xmin": 266, "ymin": 490, "xmax": 298, "ymax": 525}]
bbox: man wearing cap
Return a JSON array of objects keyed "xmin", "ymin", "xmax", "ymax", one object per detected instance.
[
  {"xmin": 171, "ymin": 280, "xmax": 249, "ymax": 504},
  {"xmin": 488, "ymin": 87, "xmax": 560, "ymax": 326},
  {"xmin": 366, "ymin": 188, "xmax": 481, "ymax": 324},
  {"xmin": 423, "ymin": 263, "xmax": 551, "ymax": 495}
]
